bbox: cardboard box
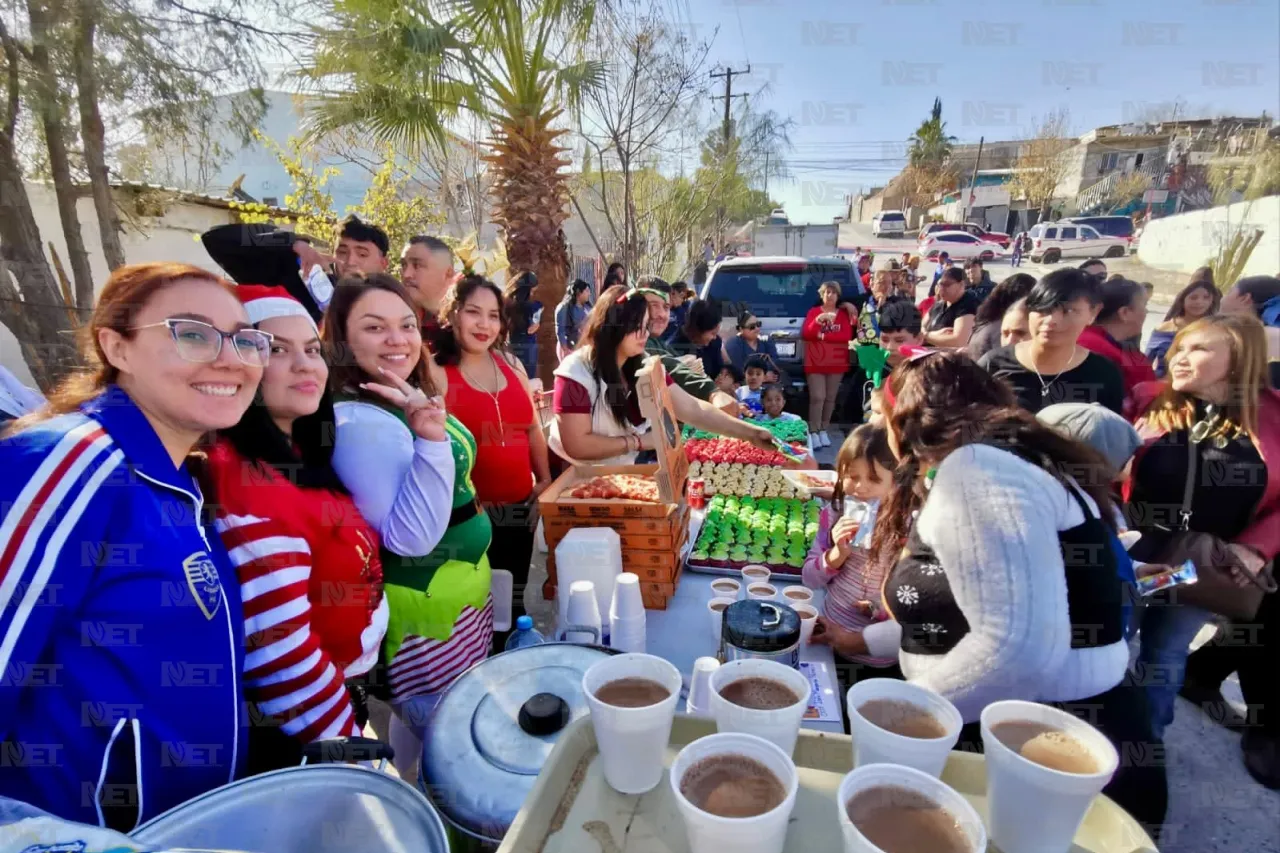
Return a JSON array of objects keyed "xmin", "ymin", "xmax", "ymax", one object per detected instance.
[
  {"xmin": 634, "ymin": 358, "xmax": 690, "ymax": 503},
  {"xmin": 539, "ymin": 464, "xmax": 677, "ymax": 520}
]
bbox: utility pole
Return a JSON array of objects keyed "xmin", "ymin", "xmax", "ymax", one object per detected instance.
[
  {"xmin": 962, "ymin": 136, "xmax": 984, "ymax": 223},
  {"xmin": 764, "ymin": 151, "xmax": 769, "ymax": 197},
  {"xmin": 710, "ymin": 65, "xmax": 751, "ymax": 250}
]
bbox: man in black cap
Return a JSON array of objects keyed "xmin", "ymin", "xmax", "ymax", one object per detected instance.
[{"xmin": 632, "ymin": 276, "xmax": 734, "ymax": 411}]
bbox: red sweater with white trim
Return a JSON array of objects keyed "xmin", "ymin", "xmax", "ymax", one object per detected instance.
[{"xmin": 205, "ymin": 440, "xmax": 388, "ymax": 743}]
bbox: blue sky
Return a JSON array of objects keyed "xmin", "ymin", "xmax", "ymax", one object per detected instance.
[{"xmin": 683, "ymin": 0, "xmax": 1280, "ymax": 221}]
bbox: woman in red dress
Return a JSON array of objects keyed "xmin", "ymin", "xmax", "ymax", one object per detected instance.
[{"xmin": 434, "ymin": 276, "xmax": 552, "ymax": 649}]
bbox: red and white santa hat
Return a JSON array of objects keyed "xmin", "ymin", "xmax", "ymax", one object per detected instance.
[{"xmin": 237, "ymin": 284, "xmax": 318, "ymax": 332}]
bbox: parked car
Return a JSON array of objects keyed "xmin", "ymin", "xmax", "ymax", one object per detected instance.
[
  {"xmin": 918, "ymin": 221, "xmax": 1011, "ymax": 248},
  {"xmin": 1062, "ymin": 215, "xmax": 1135, "ymax": 243},
  {"xmin": 871, "ymin": 210, "xmax": 907, "ymax": 238},
  {"xmin": 1026, "ymin": 221, "xmax": 1128, "ymax": 263},
  {"xmin": 700, "ymin": 255, "xmax": 864, "ymax": 399},
  {"xmin": 765, "ymin": 207, "xmax": 790, "ymax": 226},
  {"xmin": 917, "ymin": 231, "xmax": 1005, "ymax": 262}
]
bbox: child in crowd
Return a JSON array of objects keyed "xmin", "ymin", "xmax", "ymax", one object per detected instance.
[
  {"xmin": 803, "ymin": 425, "xmax": 901, "ymax": 679},
  {"xmin": 758, "ymin": 383, "xmax": 802, "ymax": 422},
  {"xmin": 665, "ymin": 281, "xmax": 690, "ymax": 342},
  {"xmin": 736, "ymin": 353, "xmax": 773, "ymax": 416},
  {"xmin": 877, "ymin": 300, "xmax": 924, "ymax": 363},
  {"xmin": 715, "ymin": 364, "xmax": 743, "ymax": 396}
]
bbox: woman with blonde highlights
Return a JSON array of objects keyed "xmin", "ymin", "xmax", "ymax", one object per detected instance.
[{"xmin": 1127, "ymin": 313, "xmax": 1280, "ymax": 788}]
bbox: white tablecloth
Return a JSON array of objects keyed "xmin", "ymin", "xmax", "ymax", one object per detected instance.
[{"xmin": 645, "ymin": 571, "xmax": 846, "ymax": 733}]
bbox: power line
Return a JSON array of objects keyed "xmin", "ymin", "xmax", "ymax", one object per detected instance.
[{"xmin": 731, "ymin": 0, "xmax": 751, "ymax": 65}]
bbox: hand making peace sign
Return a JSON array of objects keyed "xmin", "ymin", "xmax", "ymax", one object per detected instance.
[{"xmin": 360, "ymin": 367, "xmax": 449, "ymax": 443}]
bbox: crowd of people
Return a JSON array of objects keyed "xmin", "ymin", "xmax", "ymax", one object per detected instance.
[{"xmin": 2, "ymin": 211, "xmax": 1279, "ymax": 845}]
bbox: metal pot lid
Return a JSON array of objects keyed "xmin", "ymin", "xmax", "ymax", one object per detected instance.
[
  {"xmin": 421, "ymin": 642, "xmax": 616, "ymax": 843},
  {"xmin": 130, "ymin": 765, "xmax": 449, "ymax": 853},
  {"xmin": 723, "ymin": 599, "xmax": 800, "ymax": 652}
]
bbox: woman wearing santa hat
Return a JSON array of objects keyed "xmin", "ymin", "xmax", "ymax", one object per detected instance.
[{"xmin": 202, "ymin": 285, "xmax": 389, "ymax": 772}]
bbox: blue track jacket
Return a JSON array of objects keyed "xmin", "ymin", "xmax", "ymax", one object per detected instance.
[{"xmin": 0, "ymin": 386, "xmax": 247, "ymax": 830}]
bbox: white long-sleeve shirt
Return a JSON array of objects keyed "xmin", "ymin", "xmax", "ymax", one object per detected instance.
[
  {"xmin": 331, "ymin": 401, "xmax": 456, "ymax": 557},
  {"xmin": 887, "ymin": 444, "xmax": 1129, "ymax": 722}
]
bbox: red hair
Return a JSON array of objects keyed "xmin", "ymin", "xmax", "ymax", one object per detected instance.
[{"xmin": 10, "ymin": 263, "xmax": 234, "ymax": 429}]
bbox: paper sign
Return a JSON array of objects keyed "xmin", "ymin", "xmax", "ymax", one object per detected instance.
[{"xmin": 635, "ymin": 357, "xmax": 690, "ymax": 503}]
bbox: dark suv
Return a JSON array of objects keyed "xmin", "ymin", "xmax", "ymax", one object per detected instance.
[{"xmin": 700, "ymin": 256, "xmax": 864, "ymax": 403}]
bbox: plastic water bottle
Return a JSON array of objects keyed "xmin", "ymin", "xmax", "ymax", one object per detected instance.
[{"xmin": 504, "ymin": 616, "xmax": 547, "ymax": 651}]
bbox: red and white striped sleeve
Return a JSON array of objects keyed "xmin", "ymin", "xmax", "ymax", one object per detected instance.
[{"xmin": 214, "ymin": 512, "xmax": 359, "ymax": 742}]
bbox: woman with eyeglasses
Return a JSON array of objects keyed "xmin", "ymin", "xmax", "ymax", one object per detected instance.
[
  {"xmin": 201, "ymin": 286, "xmax": 388, "ymax": 773},
  {"xmin": 823, "ymin": 350, "xmax": 1166, "ymax": 835},
  {"xmin": 724, "ymin": 310, "xmax": 781, "ymax": 375},
  {"xmin": 0, "ymin": 263, "xmax": 265, "ymax": 829},
  {"xmin": 323, "ymin": 274, "xmax": 486, "ymax": 784},
  {"xmin": 551, "ymin": 287, "xmax": 774, "ymax": 465}
]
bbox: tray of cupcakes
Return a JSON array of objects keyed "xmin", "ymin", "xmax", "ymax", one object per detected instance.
[
  {"xmin": 498, "ymin": 655, "xmax": 1158, "ymax": 853},
  {"xmin": 686, "ymin": 494, "xmax": 822, "ymax": 581}
]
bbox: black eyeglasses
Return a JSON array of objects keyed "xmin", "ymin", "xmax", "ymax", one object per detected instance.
[
  {"xmin": 743, "ymin": 322, "xmax": 761, "ymax": 331},
  {"xmin": 132, "ymin": 318, "xmax": 273, "ymax": 366}
]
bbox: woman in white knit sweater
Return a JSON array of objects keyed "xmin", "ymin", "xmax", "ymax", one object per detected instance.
[{"xmin": 821, "ymin": 350, "xmax": 1166, "ymax": 836}]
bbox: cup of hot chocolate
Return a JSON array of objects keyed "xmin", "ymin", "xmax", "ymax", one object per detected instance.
[
  {"xmin": 710, "ymin": 578, "xmax": 742, "ymax": 599},
  {"xmin": 708, "ymin": 597, "xmax": 735, "ymax": 645},
  {"xmin": 582, "ymin": 653, "xmax": 683, "ymax": 794},
  {"xmin": 781, "ymin": 585, "xmax": 813, "ymax": 605},
  {"xmin": 741, "ymin": 565, "xmax": 771, "ymax": 587},
  {"xmin": 708, "ymin": 658, "xmax": 811, "ymax": 756},
  {"xmin": 791, "ymin": 603, "xmax": 818, "ymax": 646},
  {"xmin": 980, "ymin": 700, "xmax": 1119, "ymax": 853},
  {"xmin": 670, "ymin": 731, "xmax": 799, "ymax": 853},
  {"xmin": 746, "ymin": 583, "xmax": 777, "ymax": 601},
  {"xmin": 846, "ymin": 679, "xmax": 963, "ymax": 778},
  {"xmin": 837, "ymin": 763, "xmax": 986, "ymax": 853}
]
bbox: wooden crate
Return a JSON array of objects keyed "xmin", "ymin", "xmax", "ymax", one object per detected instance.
[
  {"xmin": 538, "ymin": 464, "xmax": 680, "ymax": 520},
  {"xmin": 542, "ymin": 510, "xmax": 684, "ymax": 546}
]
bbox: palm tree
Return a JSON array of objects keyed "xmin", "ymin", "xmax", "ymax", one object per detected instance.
[
  {"xmin": 300, "ymin": 0, "xmax": 603, "ymax": 378},
  {"xmin": 907, "ymin": 97, "xmax": 956, "ymax": 169}
]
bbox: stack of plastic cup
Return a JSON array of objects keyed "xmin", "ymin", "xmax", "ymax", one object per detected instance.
[
  {"xmin": 669, "ymin": 732, "xmax": 799, "ymax": 853},
  {"xmin": 836, "ymin": 763, "xmax": 986, "ymax": 853},
  {"xmin": 980, "ymin": 700, "xmax": 1119, "ymax": 853},
  {"xmin": 608, "ymin": 573, "xmax": 646, "ymax": 653},
  {"xmin": 845, "ymin": 678, "xmax": 963, "ymax": 778},
  {"xmin": 564, "ymin": 580, "xmax": 602, "ymax": 644},
  {"xmin": 582, "ymin": 653, "xmax": 683, "ymax": 794},
  {"xmin": 708, "ymin": 659, "xmax": 812, "ymax": 756},
  {"xmin": 685, "ymin": 656, "xmax": 720, "ymax": 717}
]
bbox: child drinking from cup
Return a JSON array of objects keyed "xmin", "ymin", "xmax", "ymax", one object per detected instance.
[{"xmin": 803, "ymin": 424, "xmax": 902, "ymax": 683}]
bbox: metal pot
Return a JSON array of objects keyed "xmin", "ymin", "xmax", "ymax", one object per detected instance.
[
  {"xmin": 721, "ymin": 599, "xmax": 801, "ymax": 668},
  {"xmin": 421, "ymin": 642, "xmax": 617, "ymax": 846},
  {"xmin": 130, "ymin": 764, "xmax": 449, "ymax": 853}
]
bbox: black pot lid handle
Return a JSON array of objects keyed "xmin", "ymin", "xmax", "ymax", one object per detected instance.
[{"xmin": 518, "ymin": 693, "xmax": 570, "ymax": 736}]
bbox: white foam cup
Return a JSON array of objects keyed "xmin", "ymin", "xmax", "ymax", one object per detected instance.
[
  {"xmin": 741, "ymin": 565, "xmax": 771, "ymax": 587},
  {"xmin": 686, "ymin": 656, "xmax": 721, "ymax": 716},
  {"xmin": 846, "ymin": 678, "xmax": 962, "ymax": 778},
  {"xmin": 708, "ymin": 659, "xmax": 812, "ymax": 756},
  {"xmin": 836, "ymin": 763, "xmax": 986, "ymax": 853},
  {"xmin": 610, "ymin": 572, "xmax": 645, "ymax": 621},
  {"xmin": 710, "ymin": 578, "xmax": 742, "ymax": 599},
  {"xmin": 582, "ymin": 653, "xmax": 683, "ymax": 794},
  {"xmin": 746, "ymin": 583, "xmax": 777, "ymax": 601},
  {"xmin": 708, "ymin": 597, "xmax": 734, "ymax": 645},
  {"xmin": 781, "ymin": 586, "xmax": 813, "ymax": 605},
  {"xmin": 792, "ymin": 603, "xmax": 818, "ymax": 646},
  {"xmin": 564, "ymin": 580, "xmax": 602, "ymax": 643},
  {"xmin": 608, "ymin": 613, "xmax": 646, "ymax": 654},
  {"xmin": 670, "ymin": 732, "xmax": 799, "ymax": 853},
  {"xmin": 980, "ymin": 700, "xmax": 1119, "ymax": 853}
]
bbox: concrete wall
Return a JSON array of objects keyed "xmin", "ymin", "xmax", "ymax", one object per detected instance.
[
  {"xmin": 1137, "ymin": 195, "xmax": 1280, "ymax": 279},
  {"xmin": 1, "ymin": 183, "xmax": 239, "ymax": 386}
]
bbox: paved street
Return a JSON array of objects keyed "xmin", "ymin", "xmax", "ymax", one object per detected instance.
[{"xmin": 816, "ymin": 220, "xmax": 1280, "ymax": 853}]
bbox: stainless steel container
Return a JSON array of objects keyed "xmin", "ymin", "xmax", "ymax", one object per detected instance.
[
  {"xmin": 721, "ymin": 599, "xmax": 801, "ymax": 668},
  {"xmin": 421, "ymin": 642, "xmax": 617, "ymax": 846},
  {"xmin": 130, "ymin": 764, "xmax": 450, "ymax": 853}
]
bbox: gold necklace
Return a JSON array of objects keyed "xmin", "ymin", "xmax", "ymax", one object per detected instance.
[{"xmin": 460, "ymin": 354, "xmax": 505, "ymax": 446}]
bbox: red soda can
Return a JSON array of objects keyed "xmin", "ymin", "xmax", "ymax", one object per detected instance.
[{"xmin": 687, "ymin": 477, "xmax": 706, "ymax": 509}]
